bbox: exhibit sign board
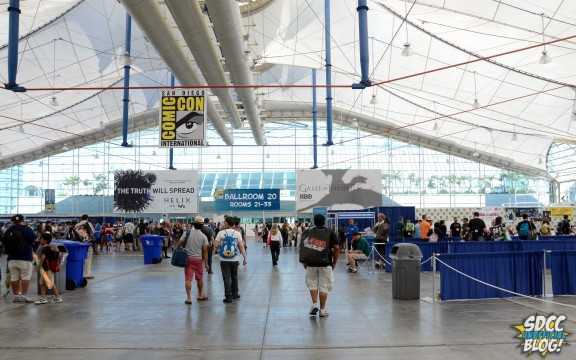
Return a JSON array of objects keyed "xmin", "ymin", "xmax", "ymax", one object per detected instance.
[
  {"xmin": 214, "ymin": 189, "xmax": 280, "ymax": 211},
  {"xmin": 113, "ymin": 170, "xmax": 199, "ymax": 214},
  {"xmin": 159, "ymin": 89, "xmax": 206, "ymax": 147},
  {"xmin": 296, "ymin": 169, "xmax": 382, "ymax": 213}
]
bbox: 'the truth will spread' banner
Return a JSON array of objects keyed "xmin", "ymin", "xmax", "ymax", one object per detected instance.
[
  {"xmin": 113, "ymin": 170, "xmax": 199, "ymax": 214},
  {"xmin": 159, "ymin": 89, "xmax": 206, "ymax": 147},
  {"xmin": 296, "ymin": 169, "xmax": 382, "ymax": 213}
]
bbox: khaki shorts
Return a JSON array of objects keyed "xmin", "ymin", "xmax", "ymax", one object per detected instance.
[
  {"xmin": 8, "ymin": 260, "xmax": 33, "ymax": 282},
  {"xmin": 305, "ymin": 266, "xmax": 334, "ymax": 293}
]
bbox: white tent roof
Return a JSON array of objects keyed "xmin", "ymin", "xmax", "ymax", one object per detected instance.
[
  {"xmin": 246, "ymin": 0, "xmax": 576, "ymax": 175},
  {"xmin": 1, "ymin": 0, "xmax": 575, "ymax": 178}
]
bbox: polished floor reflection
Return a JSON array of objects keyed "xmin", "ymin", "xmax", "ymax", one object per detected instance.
[{"xmin": 1, "ymin": 241, "xmax": 575, "ymax": 360}]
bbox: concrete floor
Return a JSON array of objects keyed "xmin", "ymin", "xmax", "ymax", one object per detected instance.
[{"xmin": 1, "ymin": 240, "xmax": 576, "ymax": 360}]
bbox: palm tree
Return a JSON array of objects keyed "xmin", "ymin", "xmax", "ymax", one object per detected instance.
[{"xmin": 62, "ymin": 176, "xmax": 81, "ymax": 195}]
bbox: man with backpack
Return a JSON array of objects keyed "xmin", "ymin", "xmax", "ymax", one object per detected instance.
[
  {"xmin": 299, "ymin": 214, "xmax": 339, "ymax": 318},
  {"xmin": 517, "ymin": 214, "xmax": 536, "ymax": 240},
  {"xmin": 3, "ymin": 214, "xmax": 36, "ymax": 303},
  {"xmin": 468, "ymin": 212, "xmax": 487, "ymax": 241},
  {"xmin": 213, "ymin": 216, "xmax": 247, "ymax": 303},
  {"xmin": 201, "ymin": 218, "xmax": 215, "ymax": 274}
]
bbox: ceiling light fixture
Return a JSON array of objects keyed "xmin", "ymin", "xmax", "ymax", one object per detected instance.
[
  {"xmin": 473, "ymin": 71, "xmax": 480, "ymax": 108},
  {"xmin": 18, "ymin": 125, "xmax": 24, "ymax": 133},
  {"xmin": 370, "ymin": 93, "xmax": 378, "ymax": 105},
  {"xmin": 433, "ymin": 122, "xmax": 439, "ymax": 131},
  {"xmin": 512, "ymin": 132, "xmax": 518, "ymax": 141},
  {"xmin": 401, "ymin": 42, "xmax": 412, "ymax": 57},
  {"xmin": 50, "ymin": 96, "xmax": 59, "ymax": 107},
  {"xmin": 401, "ymin": 1, "xmax": 412, "ymax": 57},
  {"xmin": 539, "ymin": 13, "xmax": 552, "ymax": 64}
]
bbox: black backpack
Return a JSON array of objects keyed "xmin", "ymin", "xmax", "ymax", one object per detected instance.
[
  {"xmin": 299, "ymin": 227, "xmax": 332, "ymax": 267},
  {"xmin": 3, "ymin": 225, "xmax": 26, "ymax": 256}
]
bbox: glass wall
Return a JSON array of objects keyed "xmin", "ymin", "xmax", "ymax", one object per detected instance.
[{"xmin": 0, "ymin": 122, "xmax": 549, "ymax": 215}]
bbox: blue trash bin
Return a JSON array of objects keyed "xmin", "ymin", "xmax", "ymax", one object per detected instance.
[
  {"xmin": 52, "ymin": 240, "xmax": 90, "ymax": 290},
  {"xmin": 140, "ymin": 235, "xmax": 163, "ymax": 264}
]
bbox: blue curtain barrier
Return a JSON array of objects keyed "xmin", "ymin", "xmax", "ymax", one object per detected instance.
[
  {"xmin": 551, "ymin": 251, "xmax": 576, "ymax": 296},
  {"xmin": 448, "ymin": 241, "xmax": 576, "ymax": 268},
  {"xmin": 384, "ymin": 241, "xmax": 448, "ymax": 271},
  {"xmin": 512, "ymin": 235, "xmax": 576, "ymax": 242},
  {"xmin": 448, "ymin": 241, "xmax": 518, "ymax": 253},
  {"xmin": 437, "ymin": 251, "xmax": 543, "ymax": 301}
]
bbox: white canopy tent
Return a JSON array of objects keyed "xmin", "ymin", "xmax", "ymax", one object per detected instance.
[{"xmin": 0, "ymin": 0, "xmax": 575, "ymax": 180}]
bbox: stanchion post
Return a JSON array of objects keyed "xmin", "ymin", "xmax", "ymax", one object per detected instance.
[
  {"xmin": 543, "ymin": 250, "xmax": 547, "ymax": 298},
  {"xmin": 432, "ymin": 253, "xmax": 437, "ymax": 303},
  {"xmin": 371, "ymin": 244, "xmax": 375, "ymax": 273}
]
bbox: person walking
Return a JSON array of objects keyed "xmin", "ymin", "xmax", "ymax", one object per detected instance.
[
  {"xmin": 268, "ymin": 224, "xmax": 282, "ymax": 267},
  {"xmin": 299, "ymin": 214, "xmax": 339, "ymax": 318},
  {"xmin": 75, "ymin": 215, "xmax": 95, "ymax": 278},
  {"xmin": 176, "ymin": 217, "xmax": 209, "ymax": 304},
  {"xmin": 201, "ymin": 218, "xmax": 215, "ymax": 274},
  {"xmin": 372, "ymin": 213, "xmax": 389, "ymax": 266},
  {"xmin": 281, "ymin": 222, "xmax": 289, "ymax": 247},
  {"xmin": 3, "ymin": 215, "xmax": 36, "ymax": 303},
  {"xmin": 213, "ymin": 216, "xmax": 247, "ymax": 303}
]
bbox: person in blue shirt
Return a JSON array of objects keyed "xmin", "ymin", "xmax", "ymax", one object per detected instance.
[{"xmin": 345, "ymin": 219, "xmax": 359, "ymax": 250}]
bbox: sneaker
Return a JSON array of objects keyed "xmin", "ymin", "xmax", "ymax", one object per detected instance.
[
  {"xmin": 52, "ymin": 297, "xmax": 63, "ymax": 304},
  {"xmin": 233, "ymin": 295, "xmax": 241, "ymax": 300},
  {"xmin": 319, "ymin": 309, "xmax": 329, "ymax": 318},
  {"xmin": 34, "ymin": 297, "xmax": 49, "ymax": 305},
  {"xmin": 22, "ymin": 296, "xmax": 34, "ymax": 303},
  {"xmin": 12, "ymin": 295, "xmax": 25, "ymax": 303},
  {"xmin": 223, "ymin": 298, "xmax": 233, "ymax": 304},
  {"xmin": 309, "ymin": 305, "xmax": 319, "ymax": 317}
]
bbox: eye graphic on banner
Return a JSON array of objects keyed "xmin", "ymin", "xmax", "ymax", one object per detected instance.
[{"xmin": 159, "ymin": 89, "xmax": 207, "ymax": 147}]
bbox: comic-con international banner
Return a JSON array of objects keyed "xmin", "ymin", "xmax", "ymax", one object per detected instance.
[
  {"xmin": 113, "ymin": 170, "xmax": 199, "ymax": 214},
  {"xmin": 159, "ymin": 89, "xmax": 206, "ymax": 147},
  {"xmin": 296, "ymin": 169, "xmax": 382, "ymax": 213}
]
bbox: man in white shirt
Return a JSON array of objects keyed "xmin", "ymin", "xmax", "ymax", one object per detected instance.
[{"xmin": 213, "ymin": 216, "xmax": 247, "ymax": 303}]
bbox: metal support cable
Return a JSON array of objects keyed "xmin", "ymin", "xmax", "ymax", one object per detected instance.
[{"xmin": 376, "ymin": 1, "xmax": 576, "ymax": 88}]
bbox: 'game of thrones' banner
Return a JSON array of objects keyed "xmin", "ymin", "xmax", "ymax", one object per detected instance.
[
  {"xmin": 296, "ymin": 169, "xmax": 382, "ymax": 213},
  {"xmin": 113, "ymin": 170, "xmax": 199, "ymax": 214}
]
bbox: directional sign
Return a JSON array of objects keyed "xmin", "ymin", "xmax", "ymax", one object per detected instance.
[{"xmin": 215, "ymin": 189, "xmax": 280, "ymax": 211}]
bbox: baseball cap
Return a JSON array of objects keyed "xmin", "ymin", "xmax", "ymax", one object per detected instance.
[
  {"xmin": 11, "ymin": 214, "xmax": 24, "ymax": 222},
  {"xmin": 194, "ymin": 216, "xmax": 204, "ymax": 224}
]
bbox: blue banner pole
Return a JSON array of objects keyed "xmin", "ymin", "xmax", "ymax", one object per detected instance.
[
  {"xmin": 352, "ymin": 0, "xmax": 371, "ymax": 89},
  {"xmin": 312, "ymin": 69, "xmax": 318, "ymax": 169},
  {"xmin": 324, "ymin": 0, "xmax": 334, "ymax": 146},
  {"xmin": 121, "ymin": 13, "xmax": 132, "ymax": 147},
  {"xmin": 169, "ymin": 73, "xmax": 176, "ymax": 170},
  {"xmin": 5, "ymin": 0, "xmax": 25, "ymax": 92}
]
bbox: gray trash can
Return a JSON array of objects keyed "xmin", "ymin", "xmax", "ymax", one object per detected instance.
[{"xmin": 391, "ymin": 243, "xmax": 422, "ymax": 300}]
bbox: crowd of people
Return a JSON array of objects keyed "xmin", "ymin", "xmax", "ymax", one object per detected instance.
[
  {"xmin": 393, "ymin": 213, "xmax": 574, "ymax": 242},
  {"xmin": 1, "ymin": 210, "xmax": 574, "ymax": 316}
]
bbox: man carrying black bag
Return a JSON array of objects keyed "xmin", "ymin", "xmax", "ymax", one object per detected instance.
[{"xmin": 299, "ymin": 214, "xmax": 339, "ymax": 318}]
